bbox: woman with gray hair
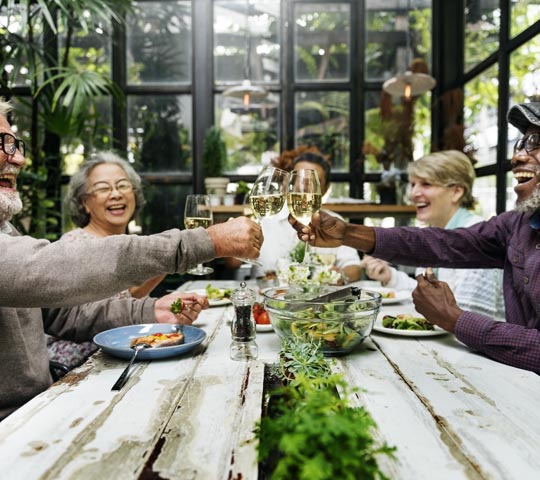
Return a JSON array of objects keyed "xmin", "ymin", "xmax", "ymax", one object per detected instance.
[
  {"xmin": 49, "ymin": 151, "xmax": 166, "ymax": 369},
  {"xmin": 361, "ymin": 150, "xmax": 505, "ymax": 321}
]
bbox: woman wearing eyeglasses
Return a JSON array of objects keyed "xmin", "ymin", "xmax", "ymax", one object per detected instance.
[{"xmin": 47, "ymin": 152, "xmax": 167, "ymax": 369}]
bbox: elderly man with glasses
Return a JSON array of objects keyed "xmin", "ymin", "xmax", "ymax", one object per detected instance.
[
  {"xmin": 0, "ymin": 99, "xmax": 263, "ymax": 420},
  {"xmin": 290, "ymin": 101, "xmax": 540, "ymax": 374}
]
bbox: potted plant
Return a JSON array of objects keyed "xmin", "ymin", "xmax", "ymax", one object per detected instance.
[
  {"xmin": 202, "ymin": 126, "xmax": 229, "ymax": 199},
  {"xmin": 234, "ymin": 180, "xmax": 250, "ymax": 205}
]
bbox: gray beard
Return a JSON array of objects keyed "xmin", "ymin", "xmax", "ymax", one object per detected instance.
[{"xmin": 0, "ymin": 190, "xmax": 23, "ymax": 226}]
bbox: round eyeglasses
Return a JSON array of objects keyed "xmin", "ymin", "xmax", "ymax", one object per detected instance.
[
  {"xmin": 0, "ymin": 132, "xmax": 26, "ymax": 157},
  {"xmin": 514, "ymin": 133, "xmax": 540, "ymax": 154},
  {"xmin": 89, "ymin": 180, "xmax": 134, "ymax": 198}
]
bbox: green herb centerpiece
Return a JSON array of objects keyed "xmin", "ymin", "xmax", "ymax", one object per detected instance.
[{"xmin": 256, "ymin": 338, "xmax": 395, "ymax": 479}]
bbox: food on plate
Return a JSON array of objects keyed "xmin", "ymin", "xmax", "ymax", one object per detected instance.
[
  {"xmin": 379, "ymin": 290, "xmax": 396, "ymax": 299},
  {"xmin": 130, "ymin": 332, "xmax": 185, "ymax": 348},
  {"xmin": 253, "ymin": 302, "xmax": 271, "ymax": 325},
  {"xmin": 205, "ymin": 284, "xmax": 233, "ymax": 301},
  {"xmin": 382, "ymin": 314, "xmax": 434, "ymax": 331}
]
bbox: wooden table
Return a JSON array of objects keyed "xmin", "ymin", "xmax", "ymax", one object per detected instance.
[
  {"xmin": 0, "ymin": 280, "xmax": 537, "ymax": 479},
  {"xmin": 212, "ymin": 203, "xmax": 416, "ymax": 223}
]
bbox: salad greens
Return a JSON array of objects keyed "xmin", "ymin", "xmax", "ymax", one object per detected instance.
[
  {"xmin": 205, "ymin": 284, "xmax": 232, "ymax": 301},
  {"xmin": 382, "ymin": 314, "xmax": 434, "ymax": 331}
]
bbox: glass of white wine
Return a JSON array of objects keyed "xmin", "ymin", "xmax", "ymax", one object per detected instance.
[
  {"xmin": 287, "ymin": 168, "xmax": 322, "ymax": 264},
  {"xmin": 184, "ymin": 194, "xmax": 214, "ymax": 275},
  {"xmin": 234, "ymin": 166, "xmax": 289, "ymax": 266}
]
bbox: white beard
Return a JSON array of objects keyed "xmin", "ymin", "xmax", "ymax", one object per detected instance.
[{"xmin": 0, "ymin": 190, "xmax": 23, "ymax": 226}]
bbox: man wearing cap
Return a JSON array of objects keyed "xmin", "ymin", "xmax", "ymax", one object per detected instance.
[{"xmin": 289, "ymin": 102, "xmax": 540, "ymax": 374}]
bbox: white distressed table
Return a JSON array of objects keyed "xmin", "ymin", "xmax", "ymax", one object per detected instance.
[{"xmin": 0, "ymin": 280, "xmax": 538, "ymax": 480}]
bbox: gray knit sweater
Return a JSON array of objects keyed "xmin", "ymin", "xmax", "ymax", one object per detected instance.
[{"xmin": 0, "ymin": 224, "xmax": 214, "ymax": 420}]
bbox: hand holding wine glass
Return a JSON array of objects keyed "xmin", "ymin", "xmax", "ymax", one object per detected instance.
[
  {"xmin": 234, "ymin": 166, "xmax": 289, "ymax": 266},
  {"xmin": 287, "ymin": 168, "xmax": 322, "ymax": 263},
  {"xmin": 184, "ymin": 194, "xmax": 214, "ymax": 275}
]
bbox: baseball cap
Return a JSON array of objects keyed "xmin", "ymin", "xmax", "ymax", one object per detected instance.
[{"xmin": 507, "ymin": 102, "xmax": 540, "ymax": 134}]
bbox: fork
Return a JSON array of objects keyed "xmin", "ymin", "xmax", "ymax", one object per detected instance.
[{"xmin": 111, "ymin": 342, "xmax": 150, "ymax": 391}]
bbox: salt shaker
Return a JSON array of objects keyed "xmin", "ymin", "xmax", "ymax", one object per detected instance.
[{"xmin": 230, "ymin": 281, "xmax": 258, "ymax": 360}]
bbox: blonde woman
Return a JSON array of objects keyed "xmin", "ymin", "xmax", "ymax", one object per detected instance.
[{"xmin": 361, "ymin": 150, "xmax": 505, "ymax": 321}]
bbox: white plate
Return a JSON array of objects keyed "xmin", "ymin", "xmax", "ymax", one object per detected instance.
[
  {"xmin": 365, "ymin": 287, "xmax": 411, "ymax": 305},
  {"xmin": 372, "ymin": 315, "xmax": 447, "ymax": 337},
  {"xmin": 187, "ymin": 288, "xmax": 232, "ymax": 307},
  {"xmin": 256, "ymin": 323, "xmax": 274, "ymax": 333}
]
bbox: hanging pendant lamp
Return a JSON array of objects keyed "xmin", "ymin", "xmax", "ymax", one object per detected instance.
[
  {"xmin": 223, "ymin": 0, "xmax": 268, "ymax": 109},
  {"xmin": 382, "ymin": 1, "xmax": 436, "ymax": 100}
]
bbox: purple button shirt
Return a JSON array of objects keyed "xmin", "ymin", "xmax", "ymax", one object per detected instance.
[{"xmin": 373, "ymin": 210, "xmax": 540, "ymax": 373}]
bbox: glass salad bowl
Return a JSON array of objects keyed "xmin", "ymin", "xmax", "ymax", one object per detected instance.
[{"xmin": 262, "ymin": 286, "xmax": 382, "ymax": 356}]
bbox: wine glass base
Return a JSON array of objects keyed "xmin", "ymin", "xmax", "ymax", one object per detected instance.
[{"xmin": 187, "ymin": 265, "xmax": 214, "ymax": 275}]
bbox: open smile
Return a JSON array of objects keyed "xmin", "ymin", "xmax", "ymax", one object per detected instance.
[{"xmin": 0, "ymin": 173, "xmax": 17, "ymax": 189}]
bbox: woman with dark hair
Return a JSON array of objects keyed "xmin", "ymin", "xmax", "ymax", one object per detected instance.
[{"xmin": 253, "ymin": 145, "xmax": 362, "ymax": 282}]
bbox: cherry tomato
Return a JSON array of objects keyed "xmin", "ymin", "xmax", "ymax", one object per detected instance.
[{"xmin": 256, "ymin": 311, "xmax": 271, "ymax": 325}]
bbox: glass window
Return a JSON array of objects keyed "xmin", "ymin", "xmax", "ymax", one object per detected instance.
[
  {"xmin": 363, "ymin": 90, "xmax": 431, "ymax": 174},
  {"xmin": 139, "ymin": 183, "xmax": 192, "ymax": 234},
  {"xmin": 511, "ymin": 0, "xmax": 540, "ymax": 39},
  {"xmin": 215, "ymin": 92, "xmax": 280, "ymax": 175},
  {"xmin": 294, "ymin": 3, "xmax": 350, "ymax": 82},
  {"xmin": 295, "ymin": 91, "xmax": 349, "ymax": 172},
  {"xmin": 464, "ymin": 0, "xmax": 500, "ymax": 73},
  {"xmin": 506, "ymin": 171, "xmax": 516, "ymax": 212},
  {"xmin": 365, "ymin": 0, "xmax": 432, "ymax": 82},
  {"xmin": 214, "ymin": 0, "xmax": 280, "ymax": 84},
  {"xmin": 472, "ymin": 174, "xmax": 497, "ymax": 218},
  {"xmin": 127, "ymin": 95, "xmax": 193, "ymax": 172},
  {"xmin": 464, "ymin": 63, "xmax": 499, "ymax": 167},
  {"xmin": 508, "ymin": 37, "xmax": 540, "ymax": 157},
  {"xmin": 127, "ymin": 1, "xmax": 192, "ymax": 84}
]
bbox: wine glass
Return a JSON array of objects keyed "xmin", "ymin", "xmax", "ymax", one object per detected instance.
[
  {"xmin": 184, "ymin": 194, "xmax": 214, "ymax": 275},
  {"xmin": 287, "ymin": 168, "xmax": 322, "ymax": 264},
  {"xmin": 234, "ymin": 166, "xmax": 289, "ymax": 266}
]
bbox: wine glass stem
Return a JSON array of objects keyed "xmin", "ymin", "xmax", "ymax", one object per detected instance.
[{"xmin": 303, "ymin": 240, "xmax": 310, "ymax": 264}]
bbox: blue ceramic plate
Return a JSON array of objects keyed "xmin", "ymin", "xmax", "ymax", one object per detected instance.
[{"xmin": 93, "ymin": 324, "xmax": 207, "ymax": 360}]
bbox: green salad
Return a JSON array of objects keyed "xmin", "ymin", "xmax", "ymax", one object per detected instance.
[
  {"xmin": 205, "ymin": 284, "xmax": 233, "ymax": 301},
  {"xmin": 382, "ymin": 314, "xmax": 434, "ymax": 331},
  {"xmin": 268, "ymin": 302, "xmax": 375, "ymax": 353}
]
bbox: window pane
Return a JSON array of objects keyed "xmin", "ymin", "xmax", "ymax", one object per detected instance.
[
  {"xmin": 215, "ymin": 92, "xmax": 280, "ymax": 175},
  {"xmin": 294, "ymin": 3, "xmax": 350, "ymax": 82},
  {"xmin": 464, "ymin": 64, "xmax": 499, "ymax": 167},
  {"xmin": 0, "ymin": 9, "xmax": 44, "ymax": 87},
  {"xmin": 295, "ymin": 91, "xmax": 349, "ymax": 172},
  {"xmin": 472, "ymin": 175, "xmax": 497, "ymax": 219},
  {"xmin": 127, "ymin": 95, "xmax": 193, "ymax": 172},
  {"xmin": 214, "ymin": 0, "xmax": 280, "ymax": 84},
  {"xmin": 363, "ymin": 90, "xmax": 431, "ymax": 174},
  {"xmin": 508, "ymin": 37, "xmax": 540, "ymax": 157},
  {"xmin": 464, "ymin": 0, "xmax": 500, "ymax": 73},
  {"xmin": 139, "ymin": 184, "xmax": 192, "ymax": 234},
  {"xmin": 511, "ymin": 1, "xmax": 540, "ymax": 39},
  {"xmin": 506, "ymin": 171, "xmax": 515, "ymax": 212},
  {"xmin": 127, "ymin": 1, "xmax": 192, "ymax": 84},
  {"xmin": 365, "ymin": 0, "xmax": 432, "ymax": 82}
]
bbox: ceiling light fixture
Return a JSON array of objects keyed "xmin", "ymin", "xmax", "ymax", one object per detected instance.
[
  {"xmin": 223, "ymin": 0, "xmax": 268, "ymax": 109},
  {"xmin": 382, "ymin": 0, "xmax": 436, "ymax": 100}
]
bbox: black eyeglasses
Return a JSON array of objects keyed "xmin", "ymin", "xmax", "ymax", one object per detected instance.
[
  {"xmin": 514, "ymin": 133, "xmax": 540, "ymax": 154},
  {"xmin": 0, "ymin": 132, "xmax": 26, "ymax": 157}
]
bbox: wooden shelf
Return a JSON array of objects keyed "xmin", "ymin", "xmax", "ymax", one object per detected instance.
[{"xmin": 212, "ymin": 203, "xmax": 416, "ymax": 222}]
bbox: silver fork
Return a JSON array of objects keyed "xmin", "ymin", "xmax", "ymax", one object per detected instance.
[{"xmin": 111, "ymin": 342, "xmax": 151, "ymax": 391}]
